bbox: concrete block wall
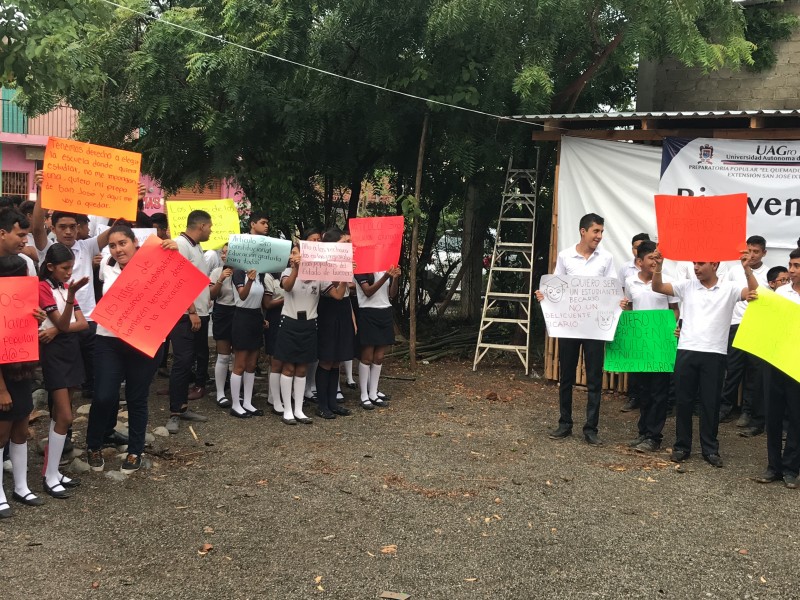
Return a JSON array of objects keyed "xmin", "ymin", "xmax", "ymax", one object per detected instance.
[{"xmin": 637, "ymin": 1, "xmax": 800, "ymax": 111}]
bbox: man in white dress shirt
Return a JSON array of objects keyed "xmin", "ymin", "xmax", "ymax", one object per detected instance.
[{"xmin": 536, "ymin": 213, "xmax": 616, "ymax": 446}]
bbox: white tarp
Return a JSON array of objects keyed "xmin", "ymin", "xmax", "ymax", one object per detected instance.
[{"xmin": 557, "ymin": 136, "xmax": 788, "ymax": 274}]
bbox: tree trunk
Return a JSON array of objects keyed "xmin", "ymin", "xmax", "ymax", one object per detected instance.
[
  {"xmin": 323, "ymin": 173, "xmax": 334, "ymax": 227},
  {"xmin": 347, "ymin": 176, "xmax": 362, "ymax": 220},
  {"xmin": 459, "ymin": 180, "xmax": 485, "ymax": 322},
  {"xmin": 409, "ymin": 113, "xmax": 429, "ymax": 372}
]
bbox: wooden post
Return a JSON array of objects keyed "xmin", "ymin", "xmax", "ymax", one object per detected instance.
[
  {"xmin": 408, "ymin": 112, "xmax": 429, "ymax": 372},
  {"xmin": 544, "ymin": 145, "xmax": 561, "ymax": 380}
]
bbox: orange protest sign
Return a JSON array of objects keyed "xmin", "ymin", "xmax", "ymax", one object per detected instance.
[
  {"xmin": 655, "ymin": 193, "xmax": 747, "ymax": 262},
  {"xmin": 0, "ymin": 277, "xmax": 39, "ymax": 364},
  {"xmin": 92, "ymin": 236, "xmax": 210, "ymax": 357},
  {"xmin": 349, "ymin": 216, "xmax": 405, "ymax": 274},
  {"xmin": 42, "ymin": 137, "xmax": 141, "ymax": 221}
]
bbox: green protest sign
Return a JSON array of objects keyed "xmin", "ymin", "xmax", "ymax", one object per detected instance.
[{"xmin": 604, "ymin": 310, "xmax": 677, "ymax": 373}]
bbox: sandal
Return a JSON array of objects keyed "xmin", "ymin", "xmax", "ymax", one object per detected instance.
[{"xmin": 216, "ymin": 397, "xmax": 232, "ymax": 408}]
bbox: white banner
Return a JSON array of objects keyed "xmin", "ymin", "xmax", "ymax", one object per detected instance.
[
  {"xmin": 539, "ymin": 275, "xmax": 623, "ymax": 341},
  {"xmin": 660, "ymin": 138, "xmax": 800, "ymax": 250}
]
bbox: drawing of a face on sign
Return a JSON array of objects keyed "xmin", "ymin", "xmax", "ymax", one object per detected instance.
[
  {"xmin": 596, "ymin": 310, "xmax": 614, "ymax": 330},
  {"xmin": 542, "ymin": 277, "xmax": 568, "ymax": 303}
]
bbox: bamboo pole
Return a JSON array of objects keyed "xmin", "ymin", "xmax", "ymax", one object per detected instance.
[{"xmin": 408, "ymin": 112, "xmax": 429, "ymax": 373}]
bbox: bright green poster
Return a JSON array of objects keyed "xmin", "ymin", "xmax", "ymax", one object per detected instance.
[{"xmin": 604, "ymin": 310, "xmax": 677, "ymax": 373}]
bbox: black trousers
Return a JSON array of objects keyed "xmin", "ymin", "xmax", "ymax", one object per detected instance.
[
  {"xmin": 79, "ymin": 321, "xmax": 97, "ymax": 392},
  {"xmin": 192, "ymin": 316, "xmax": 210, "ymax": 387},
  {"xmin": 168, "ymin": 315, "xmax": 195, "ymax": 413},
  {"xmin": 636, "ymin": 372, "xmax": 670, "ymax": 443},
  {"xmin": 674, "ymin": 350, "xmax": 726, "ymax": 457},
  {"xmin": 765, "ymin": 365, "xmax": 800, "ymax": 477},
  {"xmin": 558, "ymin": 338, "xmax": 604, "ymax": 435},
  {"xmin": 720, "ymin": 324, "xmax": 765, "ymax": 426}
]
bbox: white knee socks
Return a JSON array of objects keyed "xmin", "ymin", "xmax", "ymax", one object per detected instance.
[
  {"xmin": 44, "ymin": 425, "xmax": 67, "ymax": 491},
  {"xmin": 293, "ymin": 376, "xmax": 308, "ymax": 419},
  {"xmin": 359, "ymin": 362, "xmax": 371, "ymax": 402},
  {"xmin": 280, "ymin": 374, "xmax": 294, "ymax": 420},
  {"xmin": 344, "ymin": 360, "xmax": 355, "ymax": 385},
  {"xmin": 242, "ymin": 372, "xmax": 256, "ymax": 412},
  {"xmin": 214, "ymin": 354, "xmax": 230, "ymax": 401},
  {"xmin": 9, "ymin": 441, "xmax": 33, "ymax": 497},
  {"xmin": 269, "ymin": 372, "xmax": 282, "ymax": 410},
  {"xmin": 230, "ymin": 374, "xmax": 245, "ymax": 415},
  {"xmin": 368, "ymin": 363, "xmax": 383, "ymax": 401}
]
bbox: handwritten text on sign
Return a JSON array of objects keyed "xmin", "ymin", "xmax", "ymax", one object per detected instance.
[
  {"xmin": 349, "ymin": 216, "xmax": 404, "ymax": 274},
  {"xmin": 0, "ymin": 277, "xmax": 39, "ymax": 364},
  {"xmin": 92, "ymin": 236, "xmax": 210, "ymax": 357},
  {"xmin": 165, "ymin": 199, "xmax": 239, "ymax": 251},
  {"xmin": 226, "ymin": 235, "xmax": 292, "ymax": 273},
  {"xmin": 734, "ymin": 286, "xmax": 800, "ymax": 383},
  {"xmin": 655, "ymin": 193, "xmax": 747, "ymax": 262},
  {"xmin": 42, "ymin": 138, "xmax": 141, "ymax": 221},
  {"xmin": 604, "ymin": 310, "xmax": 678, "ymax": 372},
  {"xmin": 299, "ymin": 240, "xmax": 353, "ymax": 282},
  {"xmin": 539, "ymin": 274, "xmax": 623, "ymax": 341}
]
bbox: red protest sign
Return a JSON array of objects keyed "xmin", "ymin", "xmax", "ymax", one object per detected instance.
[
  {"xmin": 655, "ymin": 193, "xmax": 747, "ymax": 262},
  {"xmin": 92, "ymin": 236, "xmax": 210, "ymax": 357},
  {"xmin": 0, "ymin": 277, "xmax": 39, "ymax": 364},
  {"xmin": 349, "ymin": 216, "xmax": 404, "ymax": 274},
  {"xmin": 42, "ymin": 137, "xmax": 141, "ymax": 221}
]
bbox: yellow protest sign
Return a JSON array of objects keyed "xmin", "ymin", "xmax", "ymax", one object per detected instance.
[
  {"xmin": 166, "ymin": 199, "xmax": 240, "ymax": 250},
  {"xmin": 733, "ymin": 286, "xmax": 800, "ymax": 383}
]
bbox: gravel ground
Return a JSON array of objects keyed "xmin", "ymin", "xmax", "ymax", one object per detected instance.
[{"xmin": 1, "ymin": 356, "xmax": 798, "ymax": 600}]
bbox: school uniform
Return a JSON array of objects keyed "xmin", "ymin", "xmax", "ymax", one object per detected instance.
[
  {"xmin": 38, "ymin": 279, "xmax": 85, "ymax": 391},
  {"xmin": 552, "ymin": 244, "xmax": 616, "ymax": 436},
  {"xmin": 670, "ymin": 278, "xmax": 742, "ymax": 458},
  {"xmin": 354, "ymin": 272, "xmax": 395, "ymax": 347},
  {"xmin": 0, "ymin": 367, "xmax": 32, "ymax": 422},
  {"xmin": 86, "ymin": 260, "xmax": 163, "ymax": 458},
  {"xmin": 719, "ymin": 263, "xmax": 770, "ymax": 425},
  {"xmin": 318, "ymin": 284, "xmax": 356, "ymax": 362},
  {"xmin": 210, "ymin": 266, "xmax": 236, "ymax": 342},
  {"xmin": 617, "ymin": 260, "xmax": 639, "ymax": 292},
  {"xmin": 263, "ymin": 273, "xmax": 284, "ymax": 355},
  {"xmin": 764, "ymin": 284, "xmax": 800, "ymax": 479},
  {"xmin": 273, "ymin": 270, "xmax": 321, "ymax": 364},
  {"xmin": 625, "ymin": 275, "xmax": 677, "ymax": 445},
  {"xmin": 231, "ymin": 270, "xmax": 265, "ymax": 351}
]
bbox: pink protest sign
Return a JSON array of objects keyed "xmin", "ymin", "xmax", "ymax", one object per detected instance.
[
  {"xmin": 299, "ymin": 240, "xmax": 353, "ymax": 282},
  {"xmin": 349, "ymin": 216, "xmax": 404, "ymax": 274},
  {"xmin": 92, "ymin": 236, "xmax": 210, "ymax": 357}
]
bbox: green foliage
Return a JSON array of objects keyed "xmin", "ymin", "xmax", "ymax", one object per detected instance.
[{"xmin": 744, "ymin": 4, "xmax": 800, "ymax": 71}]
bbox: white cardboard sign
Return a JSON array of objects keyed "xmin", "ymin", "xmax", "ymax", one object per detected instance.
[{"xmin": 539, "ymin": 275, "xmax": 624, "ymax": 341}]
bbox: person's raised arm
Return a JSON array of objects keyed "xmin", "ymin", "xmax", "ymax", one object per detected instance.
[
  {"xmin": 650, "ymin": 250, "xmax": 675, "ymax": 297},
  {"xmin": 388, "ymin": 266, "xmax": 400, "ymax": 299},
  {"xmin": 359, "ymin": 271, "xmax": 392, "ymax": 297},
  {"xmin": 282, "ymin": 253, "xmax": 301, "ymax": 292},
  {"xmin": 326, "ymin": 281, "xmax": 349, "ymax": 300},
  {"xmin": 237, "ymin": 270, "xmax": 257, "ymax": 300},
  {"xmin": 48, "ymin": 277, "xmax": 90, "ymax": 333},
  {"xmin": 739, "ymin": 249, "xmax": 759, "ymax": 300},
  {"xmin": 32, "ymin": 170, "xmax": 48, "ymax": 251}
]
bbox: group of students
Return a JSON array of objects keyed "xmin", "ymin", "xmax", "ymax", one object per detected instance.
[
  {"xmin": 537, "ymin": 212, "xmax": 800, "ymax": 488},
  {"xmin": 0, "ymin": 193, "xmax": 400, "ymax": 518}
]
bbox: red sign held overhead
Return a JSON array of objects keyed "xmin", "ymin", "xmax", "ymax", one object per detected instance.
[
  {"xmin": 349, "ymin": 216, "xmax": 404, "ymax": 274},
  {"xmin": 655, "ymin": 193, "xmax": 747, "ymax": 262},
  {"xmin": 92, "ymin": 236, "xmax": 210, "ymax": 357}
]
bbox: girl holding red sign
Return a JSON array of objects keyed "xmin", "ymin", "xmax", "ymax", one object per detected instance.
[
  {"xmin": 0, "ymin": 255, "xmax": 48, "ymax": 517},
  {"xmin": 38, "ymin": 243, "xmax": 90, "ymax": 499}
]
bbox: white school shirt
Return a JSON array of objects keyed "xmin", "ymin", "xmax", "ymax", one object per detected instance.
[
  {"xmin": 554, "ymin": 244, "xmax": 616, "ymax": 278},
  {"xmin": 727, "ymin": 263, "xmax": 770, "ymax": 325},
  {"xmin": 675, "ymin": 261, "xmax": 731, "ymax": 281},
  {"xmin": 88, "ymin": 216, "xmax": 109, "ymax": 238},
  {"xmin": 209, "ymin": 266, "xmax": 236, "ymax": 307},
  {"xmin": 21, "ymin": 253, "xmax": 37, "ymax": 276},
  {"xmin": 355, "ymin": 272, "xmax": 392, "ymax": 309},
  {"xmin": 204, "ymin": 249, "xmax": 222, "ymax": 272},
  {"xmin": 670, "ymin": 278, "xmax": 743, "ymax": 354},
  {"xmin": 618, "ymin": 259, "xmax": 639, "ymax": 291},
  {"xmin": 280, "ymin": 268, "xmax": 321, "ymax": 319},
  {"xmin": 776, "ymin": 283, "xmax": 800, "ymax": 305},
  {"xmin": 39, "ymin": 279, "xmax": 81, "ymax": 330},
  {"xmin": 625, "ymin": 274, "xmax": 677, "ymax": 310},
  {"xmin": 38, "ymin": 237, "xmax": 101, "ymax": 320},
  {"xmin": 176, "ymin": 233, "xmax": 211, "ymax": 317},
  {"xmin": 232, "ymin": 270, "xmax": 265, "ymax": 310},
  {"xmin": 263, "ymin": 273, "xmax": 284, "ymax": 302}
]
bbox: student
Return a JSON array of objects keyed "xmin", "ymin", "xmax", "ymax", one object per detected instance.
[
  {"xmin": 355, "ymin": 264, "xmax": 400, "ymax": 410},
  {"xmin": 719, "ymin": 235, "xmax": 770, "ymax": 433},
  {"xmin": 0, "ymin": 256, "xmax": 48, "ymax": 517},
  {"xmin": 85, "ymin": 226, "xmax": 178, "ymax": 473},
  {"xmin": 618, "ymin": 232, "xmax": 650, "ymax": 413},
  {"xmin": 274, "ymin": 243, "xmax": 321, "ymax": 425},
  {"xmin": 534, "ymin": 213, "xmax": 616, "ymax": 446},
  {"xmin": 209, "ymin": 243, "xmax": 235, "ymax": 409},
  {"xmin": 165, "ymin": 210, "xmax": 213, "ymax": 434},
  {"xmin": 620, "ymin": 241, "xmax": 678, "ymax": 452},
  {"xmin": 651, "ymin": 250, "xmax": 758, "ymax": 467},
  {"xmin": 264, "ymin": 271, "xmax": 285, "ymax": 413},
  {"xmin": 315, "ymin": 229, "xmax": 355, "ymax": 419},
  {"xmin": 766, "ymin": 266, "xmax": 789, "ymax": 291},
  {"xmin": 756, "ymin": 247, "xmax": 800, "ymax": 488},
  {"xmin": 229, "ymin": 268, "xmax": 268, "ymax": 418},
  {"xmin": 0, "ymin": 209, "xmax": 37, "ymax": 276},
  {"xmin": 38, "ymin": 244, "xmax": 90, "ymax": 498},
  {"xmin": 151, "ymin": 212, "xmax": 169, "ymax": 241},
  {"xmin": 301, "ymin": 229, "xmax": 323, "ymax": 402}
]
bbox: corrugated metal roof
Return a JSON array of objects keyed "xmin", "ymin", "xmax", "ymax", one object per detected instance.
[{"xmin": 513, "ymin": 109, "xmax": 800, "ymax": 121}]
